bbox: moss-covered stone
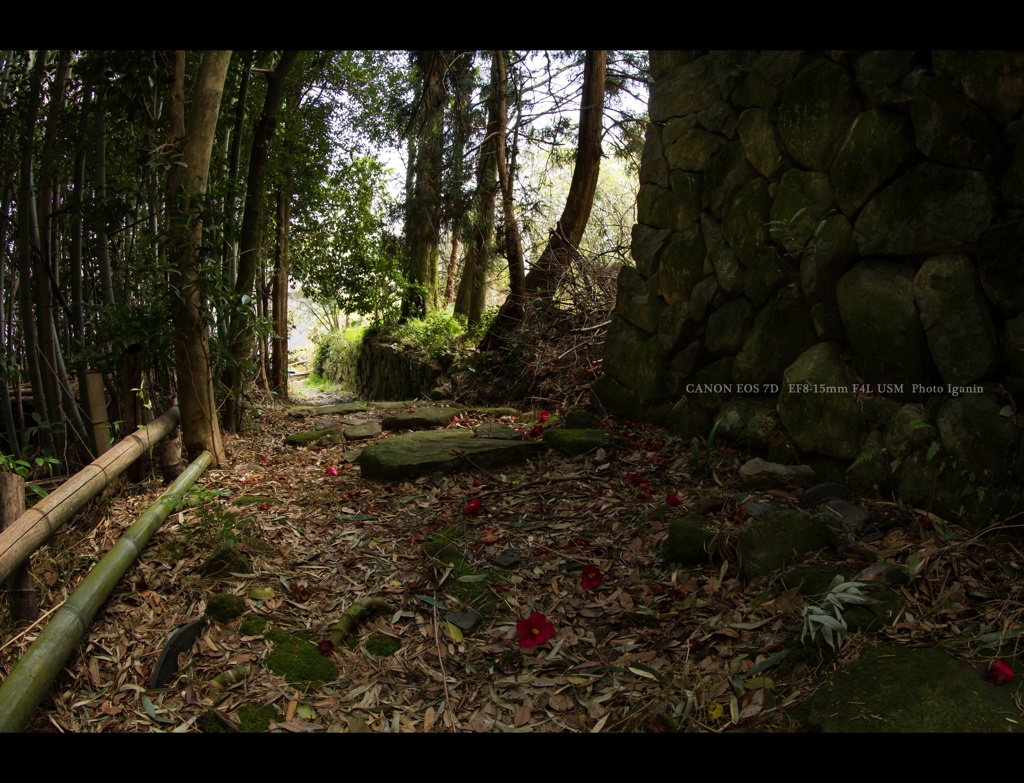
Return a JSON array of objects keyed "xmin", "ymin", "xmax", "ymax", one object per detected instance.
[
  {"xmin": 205, "ymin": 593, "xmax": 247, "ymax": 622},
  {"xmin": 806, "ymin": 645, "xmax": 1023, "ymax": 732},
  {"xmin": 778, "ymin": 58, "xmax": 860, "ymax": 171},
  {"xmin": 912, "ymin": 75, "xmax": 1002, "ymax": 169},
  {"xmin": 564, "ymin": 409, "xmax": 602, "ymax": 429},
  {"xmin": 198, "ymin": 544, "xmax": 252, "ymax": 578},
  {"xmin": 733, "ymin": 289, "xmax": 818, "ymax": 386},
  {"xmin": 978, "ymin": 219, "xmax": 1024, "ymax": 317},
  {"xmin": 703, "ymin": 142, "xmax": 757, "ymax": 218},
  {"xmin": 285, "ymin": 426, "xmax": 341, "ymax": 445},
  {"xmin": 737, "ymin": 108, "xmax": 790, "ymax": 181},
  {"xmin": 722, "ymin": 177, "xmax": 773, "ymax": 266},
  {"xmin": 366, "ymin": 634, "xmax": 402, "ymax": 657},
  {"xmin": 736, "ymin": 509, "xmax": 838, "ymax": 580},
  {"xmin": 662, "ymin": 514, "xmax": 716, "ymax": 565},
  {"xmin": 768, "ymin": 169, "xmax": 836, "ymax": 258},
  {"xmin": 542, "ymin": 428, "xmax": 614, "ymax": 457},
  {"xmin": 831, "ymin": 110, "xmax": 918, "ymax": 217}
]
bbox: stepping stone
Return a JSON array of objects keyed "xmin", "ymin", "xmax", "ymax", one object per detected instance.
[
  {"xmin": 358, "ymin": 429, "xmax": 545, "ymax": 481},
  {"xmin": 473, "ymin": 423, "xmax": 521, "ymax": 440},
  {"xmin": 381, "ymin": 407, "xmax": 461, "ymax": 431},
  {"xmin": 294, "ymin": 403, "xmax": 367, "ymax": 415},
  {"xmin": 543, "ymin": 428, "xmax": 614, "ymax": 456},
  {"xmin": 344, "ymin": 422, "xmax": 381, "ymax": 441}
]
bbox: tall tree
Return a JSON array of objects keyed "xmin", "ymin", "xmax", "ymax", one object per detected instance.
[
  {"xmin": 221, "ymin": 50, "xmax": 299, "ymax": 433},
  {"xmin": 401, "ymin": 50, "xmax": 448, "ymax": 320},
  {"xmin": 454, "ymin": 51, "xmax": 502, "ymax": 325},
  {"xmin": 166, "ymin": 50, "xmax": 232, "ymax": 464},
  {"xmin": 480, "ymin": 50, "xmax": 606, "ymax": 351}
]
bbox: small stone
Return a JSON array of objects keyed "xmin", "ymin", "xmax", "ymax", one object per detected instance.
[
  {"xmin": 816, "ymin": 500, "xmax": 874, "ymax": 534},
  {"xmin": 494, "ymin": 549, "xmax": 521, "ymax": 568},
  {"xmin": 446, "ymin": 610, "xmax": 482, "ymax": 633},
  {"xmin": 739, "ymin": 457, "xmax": 817, "ymax": 488},
  {"xmin": 800, "ymin": 482, "xmax": 852, "ymax": 508}
]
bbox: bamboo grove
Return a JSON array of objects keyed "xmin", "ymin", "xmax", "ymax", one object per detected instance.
[{"xmin": 0, "ymin": 50, "xmax": 647, "ymax": 475}]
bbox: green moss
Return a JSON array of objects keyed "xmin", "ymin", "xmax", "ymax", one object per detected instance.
[
  {"xmin": 198, "ymin": 710, "xmax": 236, "ymax": 733},
  {"xmin": 236, "ymin": 703, "xmax": 282, "ymax": 733},
  {"xmin": 422, "ymin": 527, "xmax": 499, "ymax": 617},
  {"xmin": 366, "ymin": 634, "xmax": 402, "ymax": 657},
  {"xmin": 239, "ymin": 614, "xmax": 268, "ymax": 636},
  {"xmin": 205, "ymin": 593, "xmax": 247, "ymax": 622},
  {"xmin": 266, "ymin": 631, "xmax": 338, "ymax": 691}
]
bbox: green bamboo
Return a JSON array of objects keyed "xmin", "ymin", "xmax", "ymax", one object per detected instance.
[
  {"xmin": 0, "ymin": 450, "xmax": 212, "ymax": 733},
  {"xmin": 0, "ymin": 406, "xmax": 180, "ymax": 586}
]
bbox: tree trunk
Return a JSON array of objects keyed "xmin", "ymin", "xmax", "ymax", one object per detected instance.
[
  {"xmin": 402, "ymin": 50, "xmax": 447, "ymax": 321},
  {"xmin": 271, "ymin": 176, "xmax": 292, "ymax": 399},
  {"xmin": 1, "ymin": 474, "xmax": 37, "ymax": 624},
  {"xmin": 480, "ymin": 50, "xmax": 606, "ymax": 353},
  {"xmin": 454, "ymin": 51, "xmax": 503, "ymax": 325},
  {"xmin": 166, "ymin": 50, "xmax": 231, "ymax": 465},
  {"xmin": 222, "ymin": 50, "xmax": 298, "ymax": 432},
  {"xmin": 17, "ymin": 51, "xmax": 54, "ymax": 454}
]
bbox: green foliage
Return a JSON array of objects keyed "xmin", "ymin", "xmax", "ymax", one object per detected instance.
[
  {"xmin": 390, "ymin": 310, "xmax": 467, "ymax": 356},
  {"xmin": 291, "ymin": 155, "xmax": 405, "ymax": 322},
  {"xmin": 691, "ymin": 420, "xmax": 721, "ymax": 478},
  {"xmin": 312, "ymin": 327, "xmax": 366, "ymax": 393},
  {"xmin": 0, "ymin": 453, "xmax": 60, "ymax": 499},
  {"xmin": 801, "ymin": 576, "xmax": 876, "ymax": 652},
  {"xmin": 766, "ymin": 208, "xmax": 837, "ymax": 260}
]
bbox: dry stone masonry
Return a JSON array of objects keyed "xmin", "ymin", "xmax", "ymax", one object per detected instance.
[{"xmin": 594, "ymin": 50, "xmax": 1024, "ymax": 527}]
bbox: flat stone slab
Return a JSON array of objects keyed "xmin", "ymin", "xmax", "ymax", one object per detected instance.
[
  {"xmin": 473, "ymin": 423, "xmax": 522, "ymax": 440},
  {"xmin": 294, "ymin": 403, "xmax": 368, "ymax": 415},
  {"xmin": 806, "ymin": 644, "xmax": 1022, "ymax": 732},
  {"xmin": 344, "ymin": 422, "xmax": 382, "ymax": 441},
  {"xmin": 739, "ymin": 457, "xmax": 817, "ymax": 488},
  {"xmin": 358, "ymin": 429, "xmax": 546, "ymax": 481},
  {"xmin": 381, "ymin": 407, "xmax": 461, "ymax": 431}
]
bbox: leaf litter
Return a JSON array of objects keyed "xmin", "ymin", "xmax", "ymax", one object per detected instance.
[{"xmin": 2, "ymin": 386, "xmax": 1024, "ymax": 733}]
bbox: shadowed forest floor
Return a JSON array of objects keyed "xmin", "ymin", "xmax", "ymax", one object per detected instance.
[{"xmin": 2, "ymin": 379, "xmax": 1022, "ymax": 733}]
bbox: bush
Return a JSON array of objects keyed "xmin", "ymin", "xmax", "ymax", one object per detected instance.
[
  {"xmin": 312, "ymin": 327, "xmax": 366, "ymax": 393},
  {"xmin": 390, "ymin": 310, "xmax": 467, "ymax": 357}
]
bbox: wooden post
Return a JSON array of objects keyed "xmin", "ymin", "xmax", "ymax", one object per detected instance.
[
  {"xmin": 0, "ymin": 474, "xmax": 38, "ymax": 624},
  {"xmin": 84, "ymin": 368, "xmax": 109, "ymax": 458}
]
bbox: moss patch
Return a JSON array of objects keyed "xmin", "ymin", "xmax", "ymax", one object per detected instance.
[
  {"xmin": 239, "ymin": 614, "xmax": 268, "ymax": 636},
  {"xmin": 366, "ymin": 634, "xmax": 402, "ymax": 657},
  {"xmin": 236, "ymin": 703, "xmax": 282, "ymax": 733},
  {"xmin": 205, "ymin": 593, "xmax": 247, "ymax": 622},
  {"xmin": 266, "ymin": 630, "xmax": 338, "ymax": 691}
]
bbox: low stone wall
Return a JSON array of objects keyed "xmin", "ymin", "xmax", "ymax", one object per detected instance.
[
  {"xmin": 594, "ymin": 50, "xmax": 1024, "ymax": 526},
  {"xmin": 357, "ymin": 329, "xmax": 451, "ymax": 401}
]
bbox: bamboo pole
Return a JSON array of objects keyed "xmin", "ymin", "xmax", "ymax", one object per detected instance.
[
  {"xmin": 0, "ymin": 406, "xmax": 180, "ymax": 586},
  {"xmin": 0, "ymin": 450, "xmax": 212, "ymax": 733}
]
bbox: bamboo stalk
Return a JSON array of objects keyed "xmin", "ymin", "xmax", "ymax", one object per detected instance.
[
  {"xmin": 0, "ymin": 406, "xmax": 180, "ymax": 586},
  {"xmin": 0, "ymin": 449, "xmax": 212, "ymax": 733}
]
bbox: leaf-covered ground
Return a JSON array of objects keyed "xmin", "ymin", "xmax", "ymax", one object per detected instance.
[{"xmin": 3, "ymin": 383, "xmax": 1023, "ymax": 733}]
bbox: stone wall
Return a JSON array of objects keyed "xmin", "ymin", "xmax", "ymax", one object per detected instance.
[
  {"xmin": 357, "ymin": 329, "xmax": 450, "ymax": 401},
  {"xmin": 594, "ymin": 51, "xmax": 1024, "ymax": 526}
]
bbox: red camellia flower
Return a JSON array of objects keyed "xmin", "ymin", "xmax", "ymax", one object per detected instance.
[
  {"xmin": 528, "ymin": 424, "xmax": 544, "ymax": 438},
  {"xmin": 538, "ymin": 410, "xmax": 551, "ymax": 422},
  {"xmin": 666, "ymin": 492, "xmax": 682, "ymax": 506},
  {"xmin": 325, "ymin": 466, "xmax": 338, "ymax": 476},
  {"xmin": 516, "ymin": 612, "xmax": 555, "ymax": 648},
  {"xmin": 463, "ymin": 498, "xmax": 483, "ymax": 516},
  {"xmin": 581, "ymin": 564, "xmax": 603, "ymax": 590},
  {"xmin": 318, "ymin": 639, "xmax": 334, "ymax": 657},
  {"xmin": 985, "ymin": 659, "xmax": 1015, "ymax": 685}
]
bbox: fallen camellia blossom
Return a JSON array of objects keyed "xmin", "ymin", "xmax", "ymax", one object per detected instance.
[
  {"xmin": 517, "ymin": 612, "xmax": 554, "ymax": 648},
  {"xmin": 528, "ymin": 424, "xmax": 544, "ymax": 438},
  {"xmin": 581, "ymin": 564, "xmax": 604, "ymax": 590},
  {"xmin": 666, "ymin": 492, "xmax": 683, "ymax": 506},
  {"xmin": 538, "ymin": 410, "xmax": 551, "ymax": 422},
  {"xmin": 318, "ymin": 639, "xmax": 334, "ymax": 657},
  {"xmin": 985, "ymin": 658, "xmax": 1015, "ymax": 684},
  {"xmin": 325, "ymin": 466, "xmax": 338, "ymax": 476},
  {"xmin": 463, "ymin": 498, "xmax": 483, "ymax": 516}
]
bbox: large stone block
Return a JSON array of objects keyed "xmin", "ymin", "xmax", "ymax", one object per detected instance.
[
  {"xmin": 831, "ymin": 110, "xmax": 919, "ymax": 217},
  {"xmin": 836, "ymin": 261, "xmax": 940, "ymax": 396},
  {"xmin": 737, "ymin": 107, "xmax": 791, "ymax": 181},
  {"xmin": 657, "ymin": 224, "xmax": 706, "ymax": 306},
  {"xmin": 799, "ymin": 214, "xmax": 859, "ymax": 306},
  {"xmin": 778, "ymin": 342, "xmax": 864, "ymax": 460},
  {"xmin": 733, "ymin": 289, "xmax": 818, "ymax": 385},
  {"xmin": 703, "ymin": 142, "xmax": 757, "ymax": 218},
  {"xmin": 637, "ymin": 183, "xmax": 700, "ymax": 232},
  {"xmin": 601, "ymin": 315, "xmax": 667, "ymax": 405},
  {"xmin": 639, "ymin": 121, "xmax": 669, "ymax": 187},
  {"xmin": 768, "ymin": 170, "xmax": 836, "ymax": 257},
  {"xmin": 705, "ymin": 297, "xmax": 755, "ymax": 358},
  {"xmin": 631, "ymin": 224, "xmax": 671, "ymax": 279},
  {"xmin": 722, "ymin": 177, "xmax": 773, "ymax": 266},
  {"xmin": 911, "ymin": 75, "xmax": 1002, "ymax": 170},
  {"xmin": 933, "ymin": 50, "xmax": 1024, "ymax": 125},
  {"xmin": 978, "ymin": 220, "xmax": 1024, "ymax": 317},
  {"xmin": 854, "ymin": 50, "xmax": 926, "ymax": 104},
  {"xmin": 937, "ymin": 393, "xmax": 1020, "ymax": 486},
  {"xmin": 664, "ymin": 122, "xmax": 726, "ymax": 171},
  {"xmin": 614, "ymin": 264, "xmax": 665, "ymax": 335},
  {"xmin": 914, "ymin": 254, "xmax": 1000, "ymax": 385},
  {"xmin": 650, "ymin": 56, "xmax": 719, "ymax": 122},
  {"xmin": 854, "ymin": 163, "xmax": 996, "ymax": 257},
  {"xmin": 778, "ymin": 59, "xmax": 861, "ymax": 171}
]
